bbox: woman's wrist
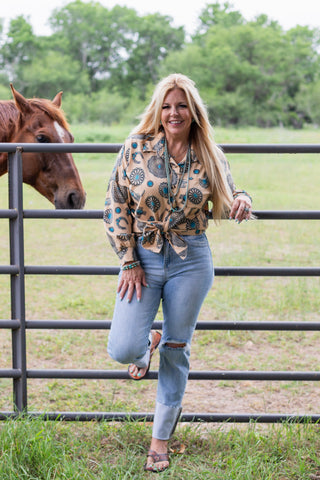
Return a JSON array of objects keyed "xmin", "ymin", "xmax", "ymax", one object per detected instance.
[
  {"xmin": 121, "ymin": 260, "xmax": 141, "ymax": 271},
  {"xmin": 233, "ymin": 190, "xmax": 252, "ymax": 203}
]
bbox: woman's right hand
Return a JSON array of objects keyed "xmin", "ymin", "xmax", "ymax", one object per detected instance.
[{"xmin": 117, "ymin": 265, "xmax": 148, "ymax": 302}]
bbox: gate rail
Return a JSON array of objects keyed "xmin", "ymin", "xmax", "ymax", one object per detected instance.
[{"xmin": 0, "ymin": 142, "xmax": 320, "ymax": 423}]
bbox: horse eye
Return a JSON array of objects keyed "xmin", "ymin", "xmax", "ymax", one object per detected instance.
[{"xmin": 36, "ymin": 134, "xmax": 50, "ymax": 143}]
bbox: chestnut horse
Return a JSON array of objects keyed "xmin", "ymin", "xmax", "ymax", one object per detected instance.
[{"xmin": 0, "ymin": 85, "xmax": 86, "ymax": 209}]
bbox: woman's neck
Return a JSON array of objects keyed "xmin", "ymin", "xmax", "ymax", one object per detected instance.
[{"xmin": 166, "ymin": 136, "xmax": 189, "ymax": 163}]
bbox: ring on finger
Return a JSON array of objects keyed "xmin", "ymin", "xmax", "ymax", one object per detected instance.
[{"xmin": 244, "ymin": 207, "xmax": 250, "ymax": 213}]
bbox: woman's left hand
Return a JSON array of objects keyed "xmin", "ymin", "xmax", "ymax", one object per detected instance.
[{"xmin": 229, "ymin": 194, "xmax": 252, "ymax": 223}]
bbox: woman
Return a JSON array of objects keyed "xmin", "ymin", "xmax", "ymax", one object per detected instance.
[{"xmin": 104, "ymin": 73, "xmax": 252, "ymax": 472}]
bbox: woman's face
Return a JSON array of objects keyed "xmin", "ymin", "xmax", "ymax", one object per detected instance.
[{"xmin": 160, "ymin": 88, "xmax": 192, "ymax": 141}]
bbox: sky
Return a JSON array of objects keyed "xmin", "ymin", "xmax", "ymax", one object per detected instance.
[{"xmin": 0, "ymin": 0, "xmax": 319, "ymax": 36}]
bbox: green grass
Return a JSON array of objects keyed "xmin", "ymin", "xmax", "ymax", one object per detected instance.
[
  {"xmin": 1, "ymin": 416, "xmax": 320, "ymax": 479},
  {"xmin": 0, "ymin": 124, "xmax": 320, "ymax": 476}
]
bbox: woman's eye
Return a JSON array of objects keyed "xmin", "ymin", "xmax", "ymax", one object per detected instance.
[{"xmin": 36, "ymin": 134, "xmax": 50, "ymax": 143}]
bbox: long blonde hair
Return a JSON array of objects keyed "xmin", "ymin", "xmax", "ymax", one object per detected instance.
[{"xmin": 131, "ymin": 73, "xmax": 233, "ymax": 220}]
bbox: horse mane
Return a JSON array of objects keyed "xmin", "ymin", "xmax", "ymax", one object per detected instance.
[{"xmin": 0, "ymin": 101, "xmax": 19, "ymax": 142}]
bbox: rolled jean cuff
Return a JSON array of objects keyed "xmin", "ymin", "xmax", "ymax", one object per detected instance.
[{"xmin": 152, "ymin": 402, "xmax": 182, "ymax": 440}]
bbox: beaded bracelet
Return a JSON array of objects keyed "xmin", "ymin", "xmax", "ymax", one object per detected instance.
[
  {"xmin": 233, "ymin": 190, "xmax": 252, "ymax": 203},
  {"xmin": 121, "ymin": 261, "xmax": 141, "ymax": 271}
]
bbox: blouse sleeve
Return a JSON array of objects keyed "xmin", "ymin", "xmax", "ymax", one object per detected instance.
[
  {"xmin": 104, "ymin": 141, "xmax": 138, "ymax": 265},
  {"xmin": 215, "ymin": 145, "xmax": 236, "ymax": 194}
]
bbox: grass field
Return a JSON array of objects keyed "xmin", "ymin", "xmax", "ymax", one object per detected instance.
[
  {"xmin": 0, "ymin": 125, "xmax": 320, "ymax": 478},
  {"xmin": 2, "ymin": 416, "xmax": 320, "ymax": 479}
]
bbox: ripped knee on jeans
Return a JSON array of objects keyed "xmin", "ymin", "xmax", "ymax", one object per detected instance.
[{"xmin": 165, "ymin": 342, "xmax": 187, "ymax": 348}]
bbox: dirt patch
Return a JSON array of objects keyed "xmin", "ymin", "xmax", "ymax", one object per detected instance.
[
  {"xmin": 117, "ymin": 334, "xmax": 320, "ymax": 417},
  {"xmin": 185, "ymin": 335, "xmax": 320, "ymax": 416}
]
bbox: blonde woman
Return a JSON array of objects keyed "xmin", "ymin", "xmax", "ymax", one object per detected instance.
[{"xmin": 104, "ymin": 73, "xmax": 252, "ymax": 472}]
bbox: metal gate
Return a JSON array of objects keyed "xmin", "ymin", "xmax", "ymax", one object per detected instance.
[{"xmin": 0, "ymin": 142, "xmax": 320, "ymax": 423}]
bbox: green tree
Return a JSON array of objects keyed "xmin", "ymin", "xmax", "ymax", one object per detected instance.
[
  {"xmin": 296, "ymin": 81, "xmax": 320, "ymax": 125},
  {"xmin": 49, "ymin": 1, "xmax": 184, "ymax": 98},
  {"xmin": 1, "ymin": 16, "xmax": 38, "ymax": 87},
  {"xmin": 22, "ymin": 51, "xmax": 90, "ymax": 99},
  {"xmin": 0, "ymin": 19, "xmax": 10, "ymax": 91},
  {"xmin": 1, "ymin": 0, "xmax": 320, "ymax": 126},
  {"xmin": 111, "ymin": 12, "xmax": 185, "ymax": 98},
  {"xmin": 162, "ymin": 2, "xmax": 320, "ymax": 127},
  {"xmin": 197, "ymin": 1, "xmax": 244, "ymax": 33},
  {"xmin": 49, "ymin": 1, "xmax": 139, "ymax": 91}
]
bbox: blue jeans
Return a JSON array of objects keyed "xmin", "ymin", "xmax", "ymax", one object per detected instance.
[{"xmin": 107, "ymin": 233, "xmax": 214, "ymax": 440}]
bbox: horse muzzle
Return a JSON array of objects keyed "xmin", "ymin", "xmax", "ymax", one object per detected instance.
[{"xmin": 54, "ymin": 189, "xmax": 86, "ymax": 209}]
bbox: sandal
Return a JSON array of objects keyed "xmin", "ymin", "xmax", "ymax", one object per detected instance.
[
  {"xmin": 128, "ymin": 330, "xmax": 161, "ymax": 381},
  {"xmin": 144, "ymin": 449, "xmax": 169, "ymax": 472}
]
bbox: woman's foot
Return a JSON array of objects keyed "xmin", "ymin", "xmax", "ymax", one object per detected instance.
[
  {"xmin": 128, "ymin": 363, "xmax": 148, "ymax": 379},
  {"xmin": 144, "ymin": 438, "xmax": 169, "ymax": 472},
  {"xmin": 128, "ymin": 331, "xmax": 161, "ymax": 380}
]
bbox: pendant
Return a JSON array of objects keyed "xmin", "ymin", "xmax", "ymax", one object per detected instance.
[
  {"xmin": 165, "ymin": 138, "xmax": 192, "ymax": 214},
  {"xmin": 169, "ymin": 196, "xmax": 177, "ymax": 212},
  {"xmin": 170, "ymin": 200, "xmax": 182, "ymax": 213}
]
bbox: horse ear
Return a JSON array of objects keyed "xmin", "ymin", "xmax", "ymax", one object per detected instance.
[
  {"xmin": 52, "ymin": 91, "xmax": 63, "ymax": 108},
  {"xmin": 10, "ymin": 83, "xmax": 32, "ymax": 114}
]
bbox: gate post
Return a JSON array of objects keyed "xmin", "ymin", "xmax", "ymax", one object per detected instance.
[{"xmin": 8, "ymin": 148, "xmax": 27, "ymax": 412}]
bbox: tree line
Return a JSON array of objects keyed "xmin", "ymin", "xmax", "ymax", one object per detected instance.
[{"xmin": 0, "ymin": 0, "xmax": 319, "ymax": 128}]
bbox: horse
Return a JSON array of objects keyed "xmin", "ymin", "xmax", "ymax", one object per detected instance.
[{"xmin": 0, "ymin": 85, "xmax": 86, "ymax": 209}]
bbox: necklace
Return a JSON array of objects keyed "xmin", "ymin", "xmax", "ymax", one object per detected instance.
[
  {"xmin": 164, "ymin": 138, "xmax": 191, "ymax": 213},
  {"xmin": 170, "ymin": 145, "xmax": 188, "ymax": 161}
]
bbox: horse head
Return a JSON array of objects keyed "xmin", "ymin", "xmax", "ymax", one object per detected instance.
[{"xmin": 9, "ymin": 85, "xmax": 86, "ymax": 209}]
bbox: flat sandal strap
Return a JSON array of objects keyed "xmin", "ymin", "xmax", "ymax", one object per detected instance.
[{"xmin": 147, "ymin": 449, "xmax": 169, "ymax": 462}]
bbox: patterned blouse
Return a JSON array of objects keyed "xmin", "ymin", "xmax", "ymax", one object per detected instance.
[{"xmin": 104, "ymin": 132, "xmax": 236, "ymax": 264}]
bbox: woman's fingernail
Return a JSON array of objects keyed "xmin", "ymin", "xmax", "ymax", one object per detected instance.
[
  {"xmin": 137, "ymin": 372, "xmax": 141, "ymax": 377},
  {"xmin": 137, "ymin": 298, "xmax": 141, "ymax": 303},
  {"xmin": 146, "ymin": 284, "xmax": 150, "ymax": 288}
]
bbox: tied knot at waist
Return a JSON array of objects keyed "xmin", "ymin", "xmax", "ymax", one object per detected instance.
[{"xmin": 135, "ymin": 221, "xmax": 188, "ymax": 259}]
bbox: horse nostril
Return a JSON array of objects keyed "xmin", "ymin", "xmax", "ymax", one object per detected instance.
[
  {"xmin": 68, "ymin": 191, "xmax": 79, "ymax": 209},
  {"xmin": 67, "ymin": 190, "xmax": 86, "ymax": 209},
  {"xmin": 54, "ymin": 190, "xmax": 86, "ymax": 209},
  {"xmin": 67, "ymin": 192, "xmax": 75, "ymax": 208}
]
